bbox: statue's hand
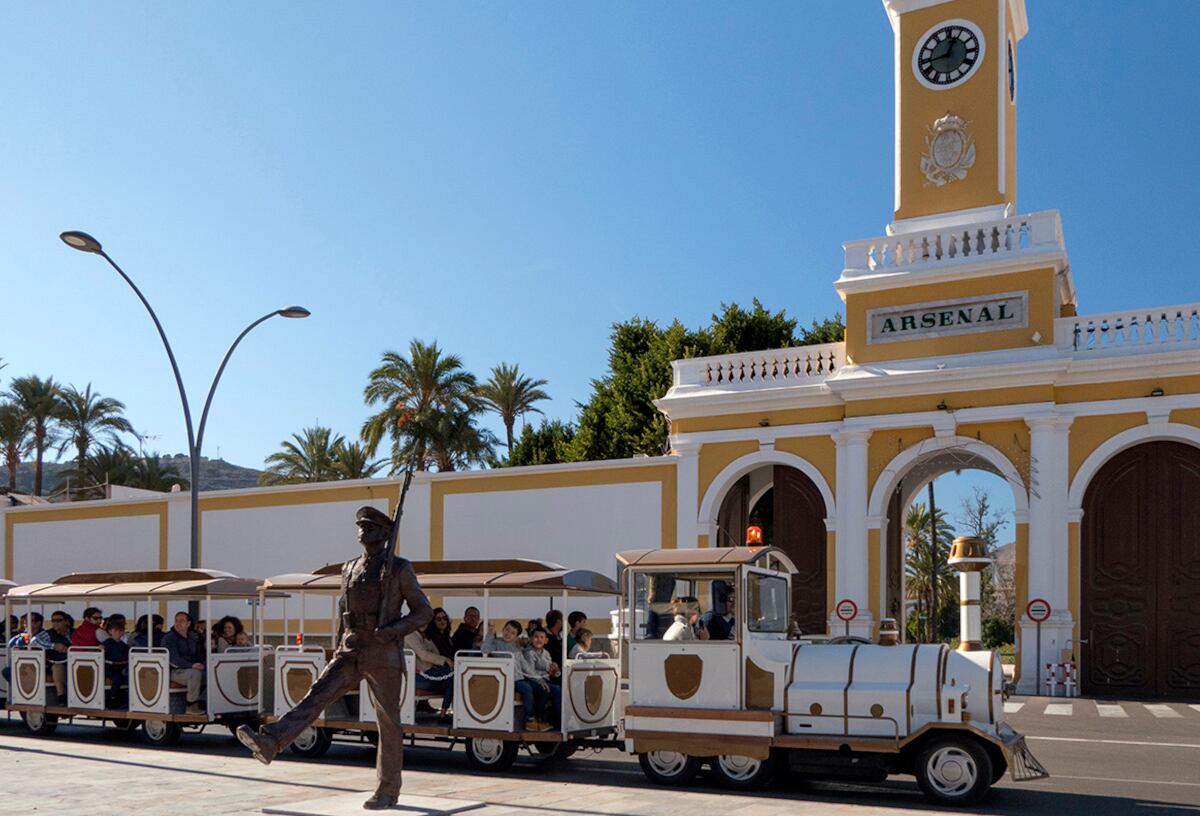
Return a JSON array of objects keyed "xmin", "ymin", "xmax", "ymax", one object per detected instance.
[{"xmin": 343, "ymin": 631, "xmax": 361, "ymax": 650}]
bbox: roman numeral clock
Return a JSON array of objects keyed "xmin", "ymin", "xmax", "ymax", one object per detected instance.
[{"xmin": 913, "ymin": 21, "xmax": 983, "ymax": 88}]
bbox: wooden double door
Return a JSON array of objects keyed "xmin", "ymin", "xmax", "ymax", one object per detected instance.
[{"xmin": 1081, "ymin": 441, "xmax": 1200, "ymax": 699}]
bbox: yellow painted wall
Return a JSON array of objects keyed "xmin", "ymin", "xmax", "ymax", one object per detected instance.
[
  {"xmin": 1171, "ymin": 408, "xmax": 1200, "ymax": 427},
  {"xmin": 868, "ymin": 428, "xmax": 937, "ymax": 491},
  {"xmin": 696, "ymin": 440, "xmax": 760, "ymax": 509},
  {"xmin": 955, "ymin": 419, "xmax": 1031, "ymax": 488},
  {"xmin": 5, "ymin": 500, "xmax": 169, "ymax": 580},
  {"xmin": 896, "ymin": 0, "xmax": 1011, "ymax": 219},
  {"xmin": 773, "ymin": 436, "xmax": 838, "ymax": 497},
  {"xmin": 672, "ymin": 405, "xmax": 843, "ymax": 435},
  {"xmin": 1056, "ymin": 375, "xmax": 1200, "ymax": 404},
  {"xmin": 1066, "ymin": 413, "xmax": 1144, "ymax": 484},
  {"xmin": 845, "ymin": 268, "xmax": 1058, "ymax": 364},
  {"xmin": 867, "ymin": 528, "xmax": 881, "ymax": 631},
  {"xmin": 846, "ymin": 384, "xmax": 1052, "ymax": 418}
]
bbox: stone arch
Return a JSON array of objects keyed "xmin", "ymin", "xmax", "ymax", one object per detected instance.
[
  {"xmin": 1068, "ymin": 421, "xmax": 1200, "ymax": 512},
  {"xmin": 697, "ymin": 448, "xmax": 836, "ymax": 536}
]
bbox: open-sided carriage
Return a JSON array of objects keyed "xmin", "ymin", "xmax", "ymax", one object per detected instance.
[
  {"xmin": 0, "ymin": 578, "xmax": 16, "ymax": 704},
  {"xmin": 2, "ymin": 569, "xmax": 272, "ymax": 746},
  {"xmin": 258, "ymin": 558, "xmax": 623, "ymax": 769},
  {"xmin": 618, "ymin": 546, "xmax": 1047, "ymax": 806}
]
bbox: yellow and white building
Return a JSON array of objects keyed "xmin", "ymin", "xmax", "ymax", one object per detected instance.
[{"xmin": 4, "ymin": 0, "xmax": 1199, "ymax": 701}]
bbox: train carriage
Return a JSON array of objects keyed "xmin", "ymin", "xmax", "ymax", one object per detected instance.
[
  {"xmin": 2, "ymin": 569, "xmax": 273, "ymax": 745},
  {"xmin": 0, "ymin": 579, "xmax": 17, "ymax": 704}
]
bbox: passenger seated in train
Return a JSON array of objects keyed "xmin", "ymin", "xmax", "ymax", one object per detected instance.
[
  {"xmin": 662, "ymin": 597, "xmax": 710, "ymax": 642},
  {"xmin": 544, "ymin": 610, "xmax": 566, "ymax": 666},
  {"xmin": 4, "ymin": 614, "xmax": 16, "ymax": 640},
  {"xmin": 404, "ymin": 608, "xmax": 455, "ymax": 721},
  {"xmin": 162, "ymin": 611, "xmax": 206, "ymax": 714},
  {"xmin": 482, "ymin": 619, "xmax": 523, "ymax": 659},
  {"xmin": 36, "ymin": 611, "xmax": 73, "ymax": 696},
  {"xmin": 103, "ymin": 615, "xmax": 130, "ymax": 704},
  {"xmin": 130, "ymin": 614, "xmax": 165, "ymax": 648},
  {"xmin": 568, "ymin": 628, "xmax": 593, "ymax": 659},
  {"xmin": 699, "ymin": 587, "xmax": 736, "ymax": 640},
  {"xmin": 234, "ymin": 631, "xmax": 251, "ymax": 647},
  {"xmin": 566, "ymin": 611, "xmax": 587, "ymax": 654},
  {"xmin": 2, "ymin": 612, "xmax": 43, "ymax": 686},
  {"xmin": 71, "ymin": 607, "xmax": 111, "ymax": 647},
  {"xmin": 213, "ymin": 616, "xmax": 244, "ymax": 653},
  {"xmin": 450, "ymin": 606, "xmax": 483, "ymax": 654},
  {"xmin": 518, "ymin": 627, "xmax": 561, "ymax": 731}
]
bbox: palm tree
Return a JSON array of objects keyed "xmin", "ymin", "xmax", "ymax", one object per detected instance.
[
  {"xmin": 6, "ymin": 375, "xmax": 62, "ymax": 495},
  {"xmin": 332, "ymin": 440, "xmax": 386, "ymax": 480},
  {"xmin": 55, "ymin": 383, "xmax": 135, "ymax": 479},
  {"xmin": 260, "ymin": 426, "xmax": 345, "ymax": 485},
  {"xmin": 361, "ymin": 340, "xmax": 477, "ymax": 471},
  {"xmin": 132, "ymin": 453, "xmax": 189, "ymax": 492},
  {"xmin": 904, "ymin": 502, "xmax": 957, "ymax": 643},
  {"xmin": 423, "ymin": 406, "xmax": 498, "ymax": 472},
  {"xmin": 71, "ymin": 444, "xmax": 139, "ymax": 493},
  {"xmin": 0, "ymin": 401, "xmax": 32, "ymax": 492},
  {"xmin": 477, "ymin": 362, "xmax": 550, "ymax": 455}
]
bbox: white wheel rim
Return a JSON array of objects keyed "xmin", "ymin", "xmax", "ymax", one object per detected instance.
[
  {"xmin": 646, "ymin": 750, "xmax": 688, "ymax": 777},
  {"xmin": 926, "ymin": 746, "xmax": 978, "ymax": 797},
  {"xmin": 26, "ymin": 712, "xmax": 45, "ymax": 730},
  {"xmin": 293, "ymin": 727, "xmax": 318, "ymax": 751},
  {"xmin": 144, "ymin": 720, "xmax": 167, "ymax": 740},
  {"xmin": 472, "ymin": 738, "xmax": 504, "ymax": 764},
  {"xmin": 718, "ymin": 754, "xmax": 761, "ymax": 781}
]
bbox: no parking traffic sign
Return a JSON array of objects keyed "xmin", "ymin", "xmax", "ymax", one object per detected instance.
[
  {"xmin": 1026, "ymin": 598, "xmax": 1051, "ymax": 623},
  {"xmin": 835, "ymin": 598, "xmax": 857, "ymax": 636}
]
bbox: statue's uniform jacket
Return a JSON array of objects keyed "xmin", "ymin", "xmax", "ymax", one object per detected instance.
[{"xmin": 263, "ymin": 550, "xmax": 432, "ymax": 797}]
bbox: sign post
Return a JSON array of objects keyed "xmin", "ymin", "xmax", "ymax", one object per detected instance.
[
  {"xmin": 1026, "ymin": 598, "xmax": 1052, "ymax": 695},
  {"xmin": 835, "ymin": 598, "xmax": 858, "ymax": 638}
]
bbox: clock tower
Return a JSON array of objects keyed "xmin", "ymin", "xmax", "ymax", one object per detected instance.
[{"xmin": 885, "ymin": 0, "xmax": 1027, "ymax": 232}]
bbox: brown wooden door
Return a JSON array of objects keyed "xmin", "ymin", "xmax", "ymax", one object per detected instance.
[
  {"xmin": 1082, "ymin": 441, "xmax": 1200, "ymax": 699},
  {"xmin": 773, "ymin": 466, "xmax": 828, "ymax": 636}
]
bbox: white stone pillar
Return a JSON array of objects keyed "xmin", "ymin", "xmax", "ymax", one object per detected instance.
[
  {"xmin": 834, "ymin": 429, "xmax": 873, "ymax": 637},
  {"xmin": 671, "ymin": 440, "xmax": 702, "ymax": 549},
  {"xmin": 1019, "ymin": 415, "xmax": 1074, "ymax": 694}
]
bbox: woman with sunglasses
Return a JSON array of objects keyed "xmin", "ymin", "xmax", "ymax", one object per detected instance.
[{"xmin": 404, "ymin": 607, "xmax": 455, "ymax": 722}]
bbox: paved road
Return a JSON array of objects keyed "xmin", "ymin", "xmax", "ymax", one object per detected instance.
[{"xmin": 0, "ymin": 697, "xmax": 1196, "ymax": 815}]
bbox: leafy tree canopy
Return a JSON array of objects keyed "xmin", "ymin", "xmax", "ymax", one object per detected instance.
[{"xmin": 507, "ymin": 419, "xmax": 576, "ymax": 468}]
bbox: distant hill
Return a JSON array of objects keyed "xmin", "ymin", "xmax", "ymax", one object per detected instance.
[
  {"xmin": 993, "ymin": 541, "xmax": 1015, "ymax": 567},
  {"xmin": 1, "ymin": 455, "xmax": 262, "ymax": 496}
]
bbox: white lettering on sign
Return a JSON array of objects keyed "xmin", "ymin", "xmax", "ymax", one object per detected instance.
[{"xmin": 866, "ymin": 291, "xmax": 1028, "ymax": 344}]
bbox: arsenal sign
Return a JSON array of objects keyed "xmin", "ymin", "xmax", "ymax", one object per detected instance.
[{"xmin": 867, "ymin": 291, "xmax": 1028, "ymax": 344}]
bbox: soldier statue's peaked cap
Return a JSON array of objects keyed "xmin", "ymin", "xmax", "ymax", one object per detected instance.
[{"xmin": 355, "ymin": 505, "xmax": 392, "ymax": 527}]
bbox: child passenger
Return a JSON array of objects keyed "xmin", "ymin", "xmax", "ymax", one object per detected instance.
[
  {"xmin": 568, "ymin": 628, "xmax": 593, "ymax": 659},
  {"xmin": 519, "ymin": 627, "xmax": 561, "ymax": 731}
]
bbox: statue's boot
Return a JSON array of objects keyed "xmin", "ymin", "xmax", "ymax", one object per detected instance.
[
  {"xmin": 236, "ymin": 725, "xmax": 280, "ymax": 765},
  {"xmin": 362, "ymin": 791, "xmax": 399, "ymax": 810}
]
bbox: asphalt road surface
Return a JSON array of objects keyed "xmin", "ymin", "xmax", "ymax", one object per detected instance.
[{"xmin": 0, "ymin": 696, "xmax": 1196, "ymax": 815}]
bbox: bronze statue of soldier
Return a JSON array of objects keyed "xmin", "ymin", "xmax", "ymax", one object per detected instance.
[{"xmin": 237, "ymin": 505, "xmax": 433, "ymax": 810}]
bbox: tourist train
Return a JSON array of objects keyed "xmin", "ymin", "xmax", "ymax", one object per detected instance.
[{"xmin": 2, "ymin": 544, "xmax": 1044, "ymax": 807}]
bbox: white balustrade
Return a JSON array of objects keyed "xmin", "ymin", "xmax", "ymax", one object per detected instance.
[
  {"xmin": 670, "ymin": 342, "xmax": 846, "ymax": 391},
  {"xmin": 1056, "ymin": 305, "xmax": 1200, "ymax": 355},
  {"xmin": 842, "ymin": 210, "xmax": 1064, "ymax": 278}
]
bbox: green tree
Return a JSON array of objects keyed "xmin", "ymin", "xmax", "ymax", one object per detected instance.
[
  {"xmin": 361, "ymin": 340, "xmax": 477, "ymax": 471},
  {"xmin": 477, "ymin": 362, "xmax": 550, "ymax": 454},
  {"xmin": 957, "ymin": 486, "xmax": 1015, "ymax": 636},
  {"xmin": 904, "ymin": 501, "xmax": 957, "ymax": 643},
  {"xmin": 705, "ymin": 298, "xmax": 799, "ymax": 354},
  {"xmin": 332, "ymin": 440, "xmax": 386, "ymax": 480},
  {"xmin": 79, "ymin": 444, "xmax": 139, "ymax": 489},
  {"xmin": 260, "ymin": 427, "xmax": 344, "ymax": 485},
  {"xmin": 55, "ymin": 383, "xmax": 135, "ymax": 479},
  {"xmin": 5, "ymin": 375, "xmax": 62, "ymax": 496},
  {"xmin": 0, "ymin": 401, "xmax": 32, "ymax": 492},
  {"xmin": 421, "ymin": 406, "xmax": 498, "ymax": 472},
  {"xmin": 507, "ymin": 419, "xmax": 576, "ymax": 467},
  {"xmin": 799, "ymin": 313, "xmax": 845, "ymax": 345},
  {"xmin": 131, "ymin": 453, "xmax": 189, "ymax": 492}
]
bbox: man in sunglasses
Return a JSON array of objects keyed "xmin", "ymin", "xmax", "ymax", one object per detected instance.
[
  {"xmin": 238, "ymin": 505, "xmax": 432, "ymax": 810},
  {"xmin": 71, "ymin": 607, "xmax": 110, "ymax": 648},
  {"xmin": 33, "ymin": 612, "xmax": 73, "ymax": 697}
]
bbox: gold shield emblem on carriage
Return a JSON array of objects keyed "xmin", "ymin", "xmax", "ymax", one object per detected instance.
[
  {"xmin": 584, "ymin": 674, "xmax": 604, "ymax": 715},
  {"xmin": 17, "ymin": 662, "xmax": 38, "ymax": 698},
  {"xmin": 74, "ymin": 663, "xmax": 97, "ymax": 701},
  {"xmin": 236, "ymin": 665, "xmax": 258, "ymax": 699},
  {"xmin": 137, "ymin": 664, "xmax": 161, "ymax": 705},
  {"xmin": 467, "ymin": 674, "xmax": 501, "ymax": 721},
  {"xmin": 664, "ymin": 653, "xmax": 703, "ymax": 700},
  {"xmin": 285, "ymin": 666, "xmax": 313, "ymax": 706}
]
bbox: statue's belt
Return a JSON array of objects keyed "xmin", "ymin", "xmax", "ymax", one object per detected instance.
[{"xmin": 342, "ymin": 612, "xmax": 380, "ymax": 630}]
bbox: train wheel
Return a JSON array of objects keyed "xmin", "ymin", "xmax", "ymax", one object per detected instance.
[
  {"xmin": 141, "ymin": 719, "xmax": 182, "ymax": 747},
  {"xmin": 290, "ymin": 726, "xmax": 334, "ymax": 758},
  {"xmin": 465, "ymin": 737, "xmax": 518, "ymax": 771},
  {"xmin": 711, "ymin": 753, "xmax": 775, "ymax": 790},
  {"xmin": 21, "ymin": 710, "xmax": 58, "ymax": 736},
  {"xmin": 638, "ymin": 751, "xmax": 701, "ymax": 786},
  {"xmin": 914, "ymin": 735, "xmax": 993, "ymax": 806}
]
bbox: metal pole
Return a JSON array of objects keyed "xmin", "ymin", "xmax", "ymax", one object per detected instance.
[
  {"xmin": 927, "ymin": 480, "xmax": 938, "ymax": 644},
  {"xmin": 1036, "ymin": 621, "xmax": 1042, "ymax": 697}
]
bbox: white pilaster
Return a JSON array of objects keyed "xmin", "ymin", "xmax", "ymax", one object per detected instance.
[
  {"xmin": 1019, "ymin": 415, "xmax": 1074, "ymax": 693},
  {"xmin": 834, "ymin": 429, "xmax": 873, "ymax": 636},
  {"xmin": 671, "ymin": 440, "xmax": 702, "ymax": 549}
]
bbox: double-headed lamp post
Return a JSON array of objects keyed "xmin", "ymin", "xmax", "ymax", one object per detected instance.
[{"xmin": 60, "ymin": 230, "xmax": 310, "ymax": 580}]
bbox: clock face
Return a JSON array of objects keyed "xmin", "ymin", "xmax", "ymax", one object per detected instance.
[{"xmin": 915, "ymin": 23, "xmax": 982, "ymax": 87}]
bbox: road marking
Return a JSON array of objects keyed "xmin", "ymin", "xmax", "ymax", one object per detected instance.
[
  {"xmin": 1003, "ymin": 702, "xmax": 1024, "ymax": 713},
  {"xmin": 1041, "ymin": 774, "xmax": 1200, "ymax": 789},
  {"xmin": 1043, "ymin": 702, "xmax": 1072, "ymax": 715},
  {"xmin": 1191, "ymin": 704, "xmax": 1200, "ymax": 715},
  {"xmin": 1095, "ymin": 703, "xmax": 1127, "ymax": 718},
  {"xmin": 1145, "ymin": 704, "xmax": 1182, "ymax": 718},
  {"xmin": 1028, "ymin": 735, "xmax": 1200, "ymax": 749}
]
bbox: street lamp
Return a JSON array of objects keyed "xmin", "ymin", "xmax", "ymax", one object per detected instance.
[{"xmin": 60, "ymin": 230, "xmax": 310, "ymax": 581}]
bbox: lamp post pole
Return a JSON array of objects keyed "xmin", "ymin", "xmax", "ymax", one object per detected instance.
[{"xmin": 59, "ymin": 231, "xmax": 309, "ymax": 581}]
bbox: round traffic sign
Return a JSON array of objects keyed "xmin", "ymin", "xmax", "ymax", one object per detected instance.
[
  {"xmin": 1026, "ymin": 597, "xmax": 1052, "ymax": 623},
  {"xmin": 835, "ymin": 598, "xmax": 858, "ymax": 622}
]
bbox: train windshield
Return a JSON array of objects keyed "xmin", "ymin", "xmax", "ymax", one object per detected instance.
[{"xmin": 746, "ymin": 571, "xmax": 788, "ymax": 634}]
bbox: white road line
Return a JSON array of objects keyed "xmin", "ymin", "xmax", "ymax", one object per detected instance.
[
  {"xmin": 1095, "ymin": 703, "xmax": 1127, "ymax": 718},
  {"xmin": 1043, "ymin": 702, "xmax": 1073, "ymax": 715},
  {"xmin": 1043, "ymin": 774, "xmax": 1200, "ymax": 789},
  {"xmin": 1191, "ymin": 704, "xmax": 1200, "ymax": 715},
  {"xmin": 1028, "ymin": 735, "xmax": 1200, "ymax": 749},
  {"xmin": 1145, "ymin": 704, "xmax": 1182, "ymax": 718},
  {"xmin": 1003, "ymin": 702, "xmax": 1024, "ymax": 713}
]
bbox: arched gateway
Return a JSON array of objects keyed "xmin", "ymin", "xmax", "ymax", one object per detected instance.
[{"xmin": 1081, "ymin": 441, "xmax": 1200, "ymax": 699}]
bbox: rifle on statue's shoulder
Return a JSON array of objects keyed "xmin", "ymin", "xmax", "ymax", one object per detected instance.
[{"xmin": 378, "ymin": 461, "xmax": 416, "ymax": 625}]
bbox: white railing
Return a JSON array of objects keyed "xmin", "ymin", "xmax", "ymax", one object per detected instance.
[
  {"xmin": 842, "ymin": 210, "xmax": 1063, "ymax": 278},
  {"xmin": 670, "ymin": 342, "xmax": 846, "ymax": 391},
  {"xmin": 1056, "ymin": 304, "xmax": 1200, "ymax": 355}
]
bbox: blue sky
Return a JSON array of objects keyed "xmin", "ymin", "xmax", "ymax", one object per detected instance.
[{"xmin": 2, "ymin": 2, "xmax": 1196, "ymax": 526}]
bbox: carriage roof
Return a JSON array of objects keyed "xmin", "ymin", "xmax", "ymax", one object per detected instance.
[
  {"xmin": 5, "ymin": 569, "xmax": 272, "ymax": 600},
  {"xmin": 615, "ymin": 546, "xmax": 797, "ymax": 573}
]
